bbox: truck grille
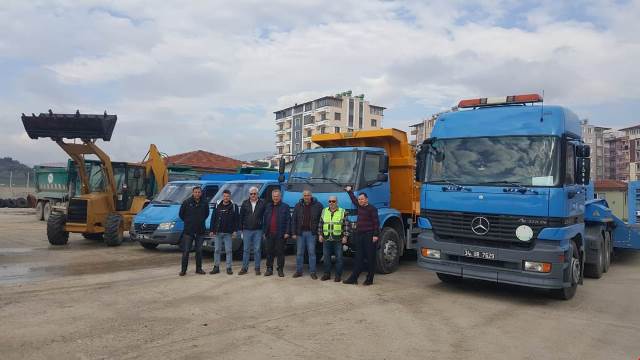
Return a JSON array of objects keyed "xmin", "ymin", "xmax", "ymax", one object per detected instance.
[
  {"xmin": 134, "ymin": 223, "xmax": 159, "ymax": 234},
  {"xmin": 422, "ymin": 210, "xmax": 565, "ymax": 247},
  {"xmin": 67, "ymin": 199, "xmax": 88, "ymax": 223}
]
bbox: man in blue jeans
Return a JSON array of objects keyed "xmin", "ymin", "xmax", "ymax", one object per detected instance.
[
  {"xmin": 239, "ymin": 186, "xmax": 266, "ymax": 275},
  {"xmin": 291, "ymin": 190, "xmax": 323, "ymax": 279},
  {"xmin": 209, "ymin": 189, "xmax": 239, "ymax": 275},
  {"xmin": 318, "ymin": 195, "xmax": 349, "ymax": 282}
]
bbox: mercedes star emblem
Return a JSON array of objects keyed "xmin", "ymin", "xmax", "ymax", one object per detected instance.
[{"xmin": 471, "ymin": 217, "xmax": 490, "ymax": 235}]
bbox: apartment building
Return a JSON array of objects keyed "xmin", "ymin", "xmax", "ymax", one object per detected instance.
[
  {"xmin": 580, "ymin": 119, "xmax": 609, "ymax": 181},
  {"xmin": 274, "ymin": 91, "xmax": 385, "ymax": 160},
  {"xmin": 409, "ymin": 115, "xmax": 438, "ymax": 146}
]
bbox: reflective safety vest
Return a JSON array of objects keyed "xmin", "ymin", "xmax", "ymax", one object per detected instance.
[{"xmin": 322, "ymin": 207, "xmax": 345, "ymax": 238}]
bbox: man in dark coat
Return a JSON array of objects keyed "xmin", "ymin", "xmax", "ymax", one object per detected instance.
[
  {"xmin": 342, "ymin": 185, "xmax": 379, "ymax": 285},
  {"xmin": 178, "ymin": 186, "xmax": 210, "ymax": 276},
  {"xmin": 239, "ymin": 186, "xmax": 266, "ymax": 275},
  {"xmin": 262, "ymin": 189, "xmax": 291, "ymax": 277},
  {"xmin": 291, "ymin": 190, "xmax": 323, "ymax": 279},
  {"xmin": 209, "ymin": 189, "xmax": 240, "ymax": 275}
]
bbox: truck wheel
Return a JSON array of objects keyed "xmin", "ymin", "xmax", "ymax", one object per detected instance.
[
  {"xmin": 35, "ymin": 201, "xmax": 44, "ymax": 221},
  {"xmin": 0, "ymin": 199, "xmax": 6, "ymax": 208},
  {"xmin": 603, "ymin": 232, "xmax": 611, "ymax": 273},
  {"xmin": 104, "ymin": 214, "xmax": 124, "ymax": 246},
  {"xmin": 16, "ymin": 197, "xmax": 28, "ymax": 208},
  {"xmin": 43, "ymin": 202, "xmax": 52, "ymax": 222},
  {"xmin": 82, "ymin": 233, "xmax": 104, "ymax": 241},
  {"xmin": 584, "ymin": 236, "xmax": 604, "ymax": 279},
  {"xmin": 436, "ymin": 272, "xmax": 462, "ymax": 283},
  {"xmin": 376, "ymin": 227, "xmax": 401, "ymax": 274},
  {"xmin": 140, "ymin": 242, "xmax": 159, "ymax": 250},
  {"xmin": 47, "ymin": 212, "xmax": 69, "ymax": 245},
  {"xmin": 551, "ymin": 241, "xmax": 580, "ymax": 300},
  {"xmin": 5, "ymin": 199, "xmax": 16, "ymax": 208}
]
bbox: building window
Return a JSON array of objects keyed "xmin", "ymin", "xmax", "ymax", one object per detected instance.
[
  {"xmin": 306, "ymin": 130, "xmax": 313, "ymax": 137},
  {"xmin": 335, "ymin": 112, "xmax": 341, "ymax": 121},
  {"xmin": 295, "ymin": 130, "xmax": 301, "ymax": 139},
  {"xmin": 369, "ymin": 106, "xmax": 384, "ymax": 116},
  {"xmin": 348, "ymin": 99, "xmax": 354, "ymax": 127},
  {"xmin": 294, "ymin": 105, "xmax": 303, "ymax": 114},
  {"xmin": 304, "ymin": 103, "xmax": 312, "ymax": 111},
  {"xmin": 335, "ymin": 127, "xmax": 340, "ymax": 133},
  {"xmin": 315, "ymin": 97, "xmax": 342, "ymax": 108},
  {"xmin": 358, "ymin": 101, "xmax": 363, "ymax": 129},
  {"xmin": 371, "ymin": 119, "xmax": 377, "ymax": 127},
  {"xmin": 306, "ymin": 142, "xmax": 312, "ymax": 150},
  {"xmin": 320, "ymin": 127, "xmax": 326, "ymax": 134},
  {"xmin": 320, "ymin": 112, "xmax": 327, "ymax": 121}
]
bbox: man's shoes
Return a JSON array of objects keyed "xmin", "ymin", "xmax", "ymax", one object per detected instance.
[
  {"xmin": 277, "ymin": 269, "xmax": 285, "ymax": 277},
  {"xmin": 210, "ymin": 266, "xmax": 220, "ymax": 274},
  {"xmin": 255, "ymin": 269, "xmax": 261, "ymax": 276},
  {"xmin": 363, "ymin": 279, "xmax": 373, "ymax": 286},
  {"xmin": 264, "ymin": 268, "xmax": 273, "ymax": 276},
  {"xmin": 334, "ymin": 275, "xmax": 341, "ymax": 282},
  {"xmin": 310, "ymin": 273, "xmax": 318, "ymax": 280},
  {"xmin": 179, "ymin": 271, "xmax": 186, "ymax": 277},
  {"xmin": 342, "ymin": 277, "xmax": 357, "ymax": 285},
  {"xmin": 321, "ymin": 273, "xmax": 331, "ymax": 281},
  {"xmin": 226, "ymin": 268, "xmax": 233, "ymax": 275},
  {"xmin": 195, "ymin": 269, "xmax": 206, "ymax": 275},
  {"xmin": 292, "ymin": 272, "xmax": 302, "ymax": 278},
  {"xmin": 239, "ymin": 268, "xmax": 248, "ymax": 275}
]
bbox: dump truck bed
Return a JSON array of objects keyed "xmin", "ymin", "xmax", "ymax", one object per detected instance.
[{"xmin": 311, "ymin": 128, "xmax": 419, "ymax": 216}]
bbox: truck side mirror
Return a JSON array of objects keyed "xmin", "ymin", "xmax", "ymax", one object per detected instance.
[
  {"xmin": 379, "ymin": 155, "xmax": 389, "ymax": 173},
  {"xmin": 376, "ymin": 173, "xmax": 388, "ymax": 182},
  {"xmin": 278, "ymin": 157, "xmax": 285, "ymax": 174},
  {"xmin": 576, "ymin": 157, "xmax": 591, "ymax": 185},
  {"xmin": 415, "ymin": 148, "xmax": 426, "ymax": 182},
  {"xmin": 576, "ymin": 144, "xmax": 591, "ymax": 158}
]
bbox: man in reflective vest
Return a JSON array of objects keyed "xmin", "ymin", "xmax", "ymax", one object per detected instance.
[{"xmin": 317, "ymin": 195, "xmax": 350, "ymax": 282}]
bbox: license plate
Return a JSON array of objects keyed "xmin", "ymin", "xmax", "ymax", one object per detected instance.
[{"xmin": 463, "ymin": 249, "xmax": 495, "ymax": 260}]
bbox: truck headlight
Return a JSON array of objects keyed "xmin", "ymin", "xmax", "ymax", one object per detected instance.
[
  {"xmin": 523, "ymin": 261, "xmax": 552, "ymax": 273},
  {"xmin": 158, "ymin": 222, "xmax": 176, "ymax": 230},
  {"xmin": 421, "ymin": 247, "xmax": 441, "ymax": 259}
]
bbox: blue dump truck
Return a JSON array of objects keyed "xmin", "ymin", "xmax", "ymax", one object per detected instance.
[
  {"xmin": 415, "ymin": 94, "xmax": 640, "ymax": 300},
  {"xmin": 281, "ymin": 129, "xmax": 421, "ymax": 274},
  {"xmin": 202, "ymin": 178, "xmax": 282, "ymax": 254}
]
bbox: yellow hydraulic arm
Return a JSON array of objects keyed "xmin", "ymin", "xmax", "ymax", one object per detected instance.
[{"xmin": 142, "ymin": 144, "xmax": 169, "ymax": 193}]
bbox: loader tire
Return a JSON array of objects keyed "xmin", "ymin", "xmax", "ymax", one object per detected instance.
[
  {"xmin": 5, "ymin": 199, "xmax": 16, "ymax": 208},
  {"xmin": 35, "ymin": 201, "xmax": 44, "ymax": 221},
  {"xmin": 104, "ymin": 214, "xmax": 124, "ymax": 247},
  {"xmin": 47, "ymin": 212, "xmax": 69, "ymax": 245}
]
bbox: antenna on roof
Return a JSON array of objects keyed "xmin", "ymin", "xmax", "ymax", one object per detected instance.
[{"xmin": 540, "ymin": 90, "xmax": 545, "ymax": 122}]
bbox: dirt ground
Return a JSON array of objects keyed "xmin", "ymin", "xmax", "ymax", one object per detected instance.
[{"xmin": 0, "ymin": 208, "xmax": 639, "ymax": 360}]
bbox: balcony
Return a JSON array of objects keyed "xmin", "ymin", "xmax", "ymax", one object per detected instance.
[
  {"xmin": 275, "ymin": 129, "xmax": 285, "ymax": 135},
  {"xmin": 276, "ymin": 117, "xmax": 285, "ymax": 124}
]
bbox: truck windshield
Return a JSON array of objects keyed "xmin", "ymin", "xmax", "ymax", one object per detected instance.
[
  {"xmin": 426, "ymin": 136, "xmax": 560, "ymax": 187},
  {"xmin": 289, "ymin": 151, "xmax": 358, "ymax": 186},
  {"xmin": 211, "ymin": 183, "xmax": 264, "ymax": 205},
  {"xmin": 153, "ymin": 183, "xmax": 198, "ymax": 204}
]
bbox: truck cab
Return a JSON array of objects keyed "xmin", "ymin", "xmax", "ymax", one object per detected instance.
[
  {"xmin": 282, "ymin": 129, "xmax": 420, "ymax": 274},
  {"xmin": 415, "ymin": 94, "xmax": 591, "ymax": 299}
]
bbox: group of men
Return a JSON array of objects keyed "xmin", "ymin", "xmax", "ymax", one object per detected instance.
[{"xmin": 178, "ymin": 185, "xmax": 380, "ymax": 285}]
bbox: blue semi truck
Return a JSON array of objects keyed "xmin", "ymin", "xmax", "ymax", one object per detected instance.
[
  {"xmin": 281, "ymin": 128, "xmax": 421, "ymax": 273},
  {"xmin": 415, "ymin": 94, "xmax": 640, "ymax": 299}
]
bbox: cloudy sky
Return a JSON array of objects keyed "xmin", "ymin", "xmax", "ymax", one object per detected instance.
[{"xmin": 1, "ymin": 0, "xmax": 639, "ymax": 165}]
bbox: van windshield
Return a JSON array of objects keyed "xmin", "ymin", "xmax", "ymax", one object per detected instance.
[
  {"xmin": 153, "ymin": 183, "xmax": 198, "ymax": 204},
  {"xmin": 426, "ymin": 136, "xmax": 560, "ymax": 187},
  {"xmin": 211, "ymin": 183, "xmax": 264, "ymax": 205}
]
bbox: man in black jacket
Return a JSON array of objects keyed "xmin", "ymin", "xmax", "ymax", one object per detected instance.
[
  {"xmin": 239, "ymin": 186, "xmax": 266, "ymax": 275},
  {"xmin": 263, "ymin": 189, "xmax": 290, "ymax": 277},
  {"xmin": 178, "ymin": 186, "xmax": 210, "ymax": 276},
  {"xmin": 291, "ymin": 190, "xmax": 323, "ymax": 279},
  {"xmin": 209, "ymin": 189, "xmax": 240, "ymax": 275}
]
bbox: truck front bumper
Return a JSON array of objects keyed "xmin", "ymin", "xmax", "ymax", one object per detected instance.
[
  {"xmin": 417, "ymin": 230, "xmax": 571, "ymax": 290},
  {"xmin": 130, "ymin": 229, "xmax": 182, "ymax": 245}
]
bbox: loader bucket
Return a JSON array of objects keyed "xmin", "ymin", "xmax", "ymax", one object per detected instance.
[{"xmin": 22, "ymin": 112, "xmax": 117, "ymax": 141}]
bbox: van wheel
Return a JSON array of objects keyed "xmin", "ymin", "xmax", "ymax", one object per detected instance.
[
  {"xmin": 140, "ymin": 242, "xmax": 159, "ymax": 250},
  {"xmin": 551, "ymin": 241, "xmax": 580, "ymax": 300},
  {"xmin": 47, "ymin": 213, "xmax": 69, "ymax": 245},
  {"xmin": 35, "ymin": 201, "xmax": 44, "ymax": 221},
  {"xmin": 376, "ymin": 227, "xmax": 401, "ymax": 274},
  {"xmin": 104, "ymin": 214, "xmax": 124, "ymax": 246}
]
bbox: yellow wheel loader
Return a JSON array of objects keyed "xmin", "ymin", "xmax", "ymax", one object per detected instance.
[{"xmin": 22, "ymin": 111, "xmax": 169, "ymax": 246}]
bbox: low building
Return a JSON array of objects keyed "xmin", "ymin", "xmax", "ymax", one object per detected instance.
[
  {"xmin": 594, "ymin": 179, "xmax": 628, "ymax": 221},
  {"xmin": 164, "ymin": 150, "xmax": 247, "ymax": 174}
]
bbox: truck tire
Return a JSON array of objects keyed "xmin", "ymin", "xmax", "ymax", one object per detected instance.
[
  {"xmin": 83, "ymin": 233, "xmax": 104, "ymax": 241},
  {"xmin": 104, "ymin": 214, "xmax": 124, "ymax": 246},
  {"xmin": 16, "ymin": 197, "xmax": 28, "ymax": 208},
  {"xmin": 35, "ymin": 201, "xmax": 44, "ymax": 221},
  {"xmin": 603, "ymin": 231, "xmax": 611, "ymax": 273},
  {"xmin": 140, "ymin": 242, "xmax": 159, "ymax": 250},
  {"xmin": 5, "ymin": 199, "xmax": 16, "ymax": 208},
  {"xmin": 43, "ymin": 202, "xmax": 52, "ymax": 222},
  {"xmin": 437, "ymin": 272, "xmax": 462, "ymax": 283},
  {"xmin": 375, "ymin": 227, "xmax": 401, "ymax": 274},
  {"xmin": 550, "ymin": 241, "xmax": 580, "ymax": 300},
  {"xmin": 0, "ymin": 199, "xmax": 5, "ymax": 208},
  {"xmin": 584, "ymin": 235, "xmax": 604, "ymax": 279},
  {"xmin": 47, "ymin": 212, "xmax": 69, "ymax": 245}
]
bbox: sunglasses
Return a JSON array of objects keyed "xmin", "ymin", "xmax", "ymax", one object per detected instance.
[
  {"xmin": 328, "ymin": 200, "xmax": 336, "ymax": 203},
  {"xmin": 250, "ymin": 193, "xmax": 258, "ymax": 195}
]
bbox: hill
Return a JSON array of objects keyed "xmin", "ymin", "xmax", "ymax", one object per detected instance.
[
  {"xmin": 232, "ymin": 151, "xmax": 273, "ymax": 162},
  {"xmin": 0, "ymin": 157, "xmax": 33, "ymax": 187}
]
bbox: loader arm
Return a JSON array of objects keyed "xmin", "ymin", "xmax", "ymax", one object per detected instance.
[{"xmin": 143, "ymin": 144, "xmax": 169, "ymax": 194}]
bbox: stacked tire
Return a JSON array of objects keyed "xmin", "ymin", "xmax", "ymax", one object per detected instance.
[{"xmin": 0, "ymin": 197, "xmax": 29, "ymax": 208}]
